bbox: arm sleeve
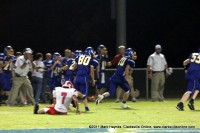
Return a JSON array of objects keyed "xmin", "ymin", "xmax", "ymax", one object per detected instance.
[
  {"xmin": 91, "ymin": 58, "xmax": 98, "ymax": 67},
  {"xmin": 75, "ymin": 57, "xmax": 79, "ymax": 63},
  {"xmin": 52, "ymin": 90, "xmax": 56, "ymax": 98},
  {"xmin": 147, "ymin": 56, "xmax": 153, "ymax": 66},
  {"xmin": 15, "ymin": 58, "xmax": 24, "ymax": 68},
  {"xmin": 163, "ymin": 55, "xmax": 167, "ymax": 65}
]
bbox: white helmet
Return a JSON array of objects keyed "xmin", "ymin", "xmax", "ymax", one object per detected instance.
[{"xmin": 62, "ymin": 81, "xmax": 74, "ymax": 88}]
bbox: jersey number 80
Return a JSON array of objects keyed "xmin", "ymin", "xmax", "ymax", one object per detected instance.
[{"xmin": 78, "ymin": 55, "xmax": 91, "ymax": 66}]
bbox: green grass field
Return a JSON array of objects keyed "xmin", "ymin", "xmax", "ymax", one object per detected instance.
[{"xmin": 0, "ymin": 99, "xmax": 200, "ymax": 132}]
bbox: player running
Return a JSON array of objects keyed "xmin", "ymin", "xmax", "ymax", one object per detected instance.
[
  {"xmin": 96, "ymin": 48, "xmax": 135, "ymax": 108},
  {"xmin": 176, "ymin": 49, "xmax": 200, "ymax": 111},
  {"xmin": 34, "ymin": 81, "xmax": 81, "ymax": 115}
]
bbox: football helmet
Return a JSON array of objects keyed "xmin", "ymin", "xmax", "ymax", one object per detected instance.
[
  {"xmin": 62, "ymin": 81, "xmax": 74, "ymax": 88},
  {"xmin": 74, "ymin": 50, "xmax": 83, "ymax": 58},
  {"xmin": 84, "ymin": 47, "xmax": 94, "ymax": 56},
  {"xmin": 4, "ymin": 46, "xmax": 14, "ymax": 56},
  {"xmin": 125, "ymin": 48, "xmax": 137, "ymax": 60},
  {"xmin": 52, "ymin": 52, "xmax": 61, "ymax": 60},
  {"xmin": 97, "ymin": 44, "xmax": 105, "ymax": 54}
]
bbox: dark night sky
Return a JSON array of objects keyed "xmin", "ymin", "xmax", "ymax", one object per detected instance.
[{"xmin": 0, "ymin": 0, "xmax": 200, "ymax": 67}]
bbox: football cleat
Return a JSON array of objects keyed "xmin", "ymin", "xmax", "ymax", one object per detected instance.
[
  {"xmin": 34, "ymin": 104, "xmax": 39, "ymax": 114},
  {"xmin": 121, "ymin": 104, "xmax": 130, "ymax": 109},
  {"xmin": 176, "ymin": 102, "xmax": 184, "ymax": 111},
  {"xmin": 95, "ymin": 94, "xmax": 104, "ymax": 105},
  {"xmin": 85, "ymin": 106, "xmax": 90, "ymax": 111},
  {"xmin": 71, "ymin": 100, "xmax": 76, "ymax": 108},
  {"xmin": 188, "ymin": 101, "xmax": 195, "ymax": 110}
]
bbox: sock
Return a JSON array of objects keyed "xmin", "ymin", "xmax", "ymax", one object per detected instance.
[{"xmin": 122, "ymin": 101, "xmax": 126, "ymax": 104}]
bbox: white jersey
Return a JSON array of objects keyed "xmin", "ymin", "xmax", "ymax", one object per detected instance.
[{"xmin": 53, "ymin": 87, "xmax": 78, "ymax": 113}]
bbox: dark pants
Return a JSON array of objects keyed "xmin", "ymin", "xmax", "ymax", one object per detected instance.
[{"xmin": 32, "ymin": 76, "xmax": 43, "ymax": 104}]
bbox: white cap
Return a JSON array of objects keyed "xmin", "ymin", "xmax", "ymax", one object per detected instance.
[
  {"xmin": 118, "ymin": 45, "xmax": 125, "ymax": 49},
  {"xmin": 155, "ymin": 45, "xmax": 162, "ymax": 49},
  {"xmin": 24, "ymin": 48, "xmax": 33, "ymax": 54},
  {"xmin": 25, "ymin": 50, "xmax": 32, "ymax": 54}
]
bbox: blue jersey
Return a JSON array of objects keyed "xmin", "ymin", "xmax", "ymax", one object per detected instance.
[
  {"xmin": 188, "ymin": 53, "xmax": 200, "ymax": 71},
  {"xmin": 114, "ymin": 56, "xmax": 135, "ymax": 79},
  {"xmin": 0, "ymin": 53, "xmax": 5, "ymax": 74},
  {"xmin": 96, "ymin": 54, "xmax": 109, "ymax": 73},
  {"xmin": 50, "ymin": 61, "xmax": 63, "ymax": 78},
  {"xmin": 186, "ymin": 53, "xmax": 200, "ymax": 79},
  {"xmin": 3, "ymin": 55, "xmax": 15, "ymax": 73},
  {"xmin": 63, "ymin": 58, "xmax": 75, "ymax": 77},
  {"xmin": 75, "ymin": 55, "xmax": 98, "ymax": 77},
  {"xmin": 43, "ymin": 60, "xmax": 53, "ymax": 78},
  {"xmin": 61, "ymin": 57, "xmax": 68, "ymax": 65},
  {"xmin": 0, "ymin": 53, "xmax": 5, "ymax": 62}
]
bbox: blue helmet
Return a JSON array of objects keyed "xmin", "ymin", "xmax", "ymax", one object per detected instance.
[
  {"xmin": 97, "ymin": 44, "xmax": 105, "ymax": 53},
  {"xmin": 53, "ymin": 52, "xmax": 61, "ymax": 60},
  {"xmin": 125, "ymin": 48, "xmax": 134, "ymax": 58},
  {"xmin": 4, "ymin": 46, "xmax": 14, "ymax": 55},
  {"xmin": 74, "ymin": 50, "xmax": 83, "ymax": 58},
  {"xmin": 84, "ymin": 47, "xmax": 94, "ymax": 56}
]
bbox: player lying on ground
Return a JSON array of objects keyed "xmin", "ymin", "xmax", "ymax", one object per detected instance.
[
  {"xmin": 176, "ymin": 48, "xmax": 200, "ymax": 111},
  {"xmin": 34, "ymin": 81, "xmax": 84, "ymax": 115},
  {"xmin": 96, "ymin": 48, "xmax": 135, "ymax": 109}
]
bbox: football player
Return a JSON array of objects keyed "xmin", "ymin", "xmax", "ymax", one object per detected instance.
[
  {"xmin": 49, "ymin": 52, "xmax": 67, "ymax": 104},
  {"xmin": 176, "ymin": 48, "xmax": 200, "ymax": 111},
  {"xmin": 125, "ymin": 50, "xmax": 138, "ymax": 102},
  {"xmin": 34, "ymin": 81, "xmax": 81, "ymax": 115},
  {"xmin": 0, "ymin": 46, "xmax": 15, "ymax": 101},
  {"xmin": 107, "ymin": 45, "xmax": 126, "ymax": 103},
  {"xmin": 41, "ymin": 53, "xmax": 53, "ymax": 103},
  {"xmin": 0, "ymin": 52, "xmax": 4, "ymax": 104},
  {"xmin": 95, "ymin": 44, "xmax": 109, "ymax": 96},
  {"xmin": 96, "ymin": 48, "xmax": 135, "ymax": 108},
  {"xmin": 62, "ymin": 49, "xmax": 76, "ymax": 83},
  {"xmin": 74, "ymin": 47, "xmax": 98, "ymax": 111}
]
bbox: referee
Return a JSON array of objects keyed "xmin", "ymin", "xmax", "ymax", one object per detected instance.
[
  {"xmin": 7, "ymin": 48, "xmax": 36, "ymax": 106},
  {"xmin": 147, "ymin": 45, "xmax": 168, "ymax": 102}
]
